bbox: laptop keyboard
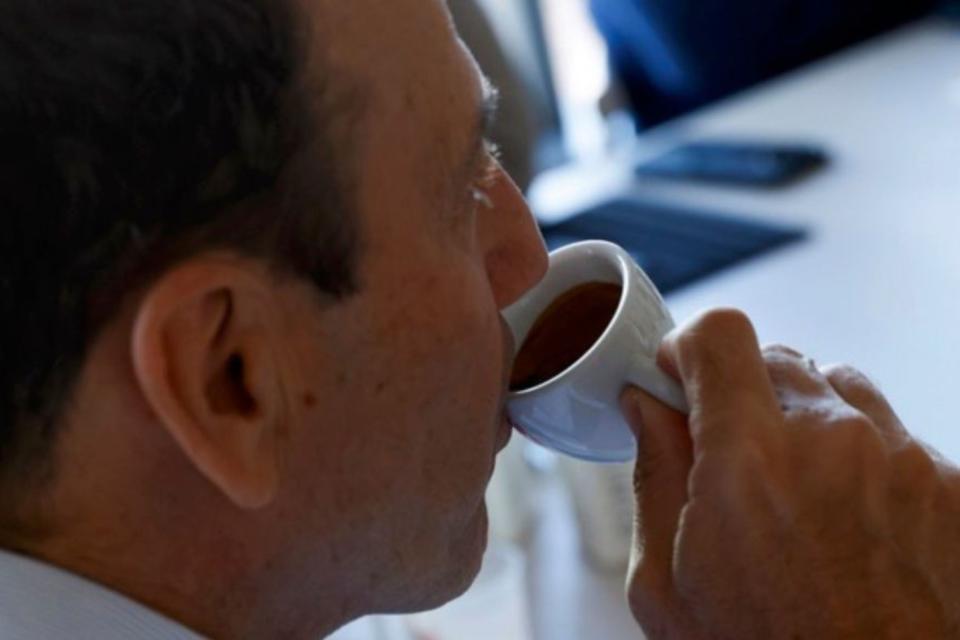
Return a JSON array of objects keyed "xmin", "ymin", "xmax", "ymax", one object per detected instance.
[{"xmin": 539, "ymin": 198, "xmax": 806, "ymax": 295}]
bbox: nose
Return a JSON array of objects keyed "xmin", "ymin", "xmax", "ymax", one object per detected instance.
[{"xmin": 480, "ymin": 164, "xmax": 549, "ymax": 309}]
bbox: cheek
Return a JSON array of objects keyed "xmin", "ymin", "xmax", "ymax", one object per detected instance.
[
  {"xmin": 412, "ymin": 284, "xmax": 505, "ymax": 484},
  {"xmin": 426, "ymin": 273, "xmax": 502, "ymax": 398},
  {"xmin": 294, "ymin": 254, "xmax": 505, "ymax": 520},
  {"xmin": 403, "ymin": 290, "xmax": 502, "ymax": 431},
  {"xmin": 382, "ymin": 270, "xmax": 504, "ymax": 482},
  {"xmin": 375, "ymin": 254, "xmax": 501, "ymax": 395}
]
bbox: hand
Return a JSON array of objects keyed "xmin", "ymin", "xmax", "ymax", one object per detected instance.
[{"xmin": 621, "ymin": 308, "xmax": 960, "ymax": 639}]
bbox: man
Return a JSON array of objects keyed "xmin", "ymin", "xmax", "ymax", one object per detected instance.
[{"xmin": 0, "ymin": 1, "xmax": 956, "ymax": 639}]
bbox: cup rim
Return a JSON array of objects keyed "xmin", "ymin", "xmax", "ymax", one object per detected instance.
[{"xmin": 508, "ymin": 240, "xmax": 632, "ymax": 397}]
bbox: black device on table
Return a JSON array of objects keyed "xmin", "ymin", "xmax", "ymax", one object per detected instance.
[
  {"xmin": 539, "ymin": 197, "xmax": 806, "ymax": 295},
  {"xmin": 635, "ymin": 141, "xmax": 829, "ymax": 188}
]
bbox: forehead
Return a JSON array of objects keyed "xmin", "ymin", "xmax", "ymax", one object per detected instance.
[{"xmin": 313, "ymin": 0, "xmax": 482, "ymax": 170}]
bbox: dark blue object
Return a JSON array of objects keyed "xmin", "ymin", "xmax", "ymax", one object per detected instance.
[
  {"xmin": 940, "ymin": 0, "xmax": 960, "ymax": 18},
  {"xmin": 636, "ymin": 141, "xmax": 829, "ymax": 187},
  {"xmin": 540, "ymin": 198, "xmax": 806, "ymax": 294},
  {"xmin": 590, "ymin": 0, "xmax": 938, "ymax": 127}
]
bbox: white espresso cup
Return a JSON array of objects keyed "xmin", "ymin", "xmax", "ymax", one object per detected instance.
[{"xmin": 504, "ymin": 240, "xmax": 688, "ymax": 462}]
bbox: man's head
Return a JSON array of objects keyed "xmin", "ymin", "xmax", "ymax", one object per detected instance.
[
  {"xmin": 0, "ymin": 0, "xmax": 359, "ymax": 510},
  {"xmin": 0, "ymin": 0, "xmax": 546, "ymax": 636}
]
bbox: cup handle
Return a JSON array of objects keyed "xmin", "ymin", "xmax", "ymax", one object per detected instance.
[{"xmin": 625, "ymin": 358, "xmax": 689, "ymax": 414}]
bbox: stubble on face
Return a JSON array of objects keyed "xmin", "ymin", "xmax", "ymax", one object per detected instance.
[{"xmin": 276, "ymin": 0, "xmax": 512, "ymax": 616}]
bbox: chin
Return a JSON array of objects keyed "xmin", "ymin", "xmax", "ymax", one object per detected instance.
[
  {"xmin": 402, "ymin": 503, "xmax": 489, "ymax": 613},
  {"xmin": 450, "ymin": 503, "xmax": 489, "ymax": 594}
]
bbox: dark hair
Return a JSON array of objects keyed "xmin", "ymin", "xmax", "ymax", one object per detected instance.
[{"xmin": 0, "ymin": 0, "xmax": 360, "ymax": 508}]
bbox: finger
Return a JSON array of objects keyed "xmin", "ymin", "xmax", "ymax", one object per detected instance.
[
  {"xmin": 621, "ymin": 386, "xmax": 693, "ymax": 591},
  {"xmin": 654, "ymin": 340, "xmax": 680, "ymax": 382},
  {"xmin": 762, "ymin": 344, "xmax": 837, "ymax": 404},
  {"xmin": 659, "ymin": 308, "xmax": 781, "ymax": 453},
  {"xmin": 761, "ymin": 343, "xmax": 803, "ymax": 359},
  {"xmin": 821, "ymin": 364, "xmax": 908, "ymax": 443}
]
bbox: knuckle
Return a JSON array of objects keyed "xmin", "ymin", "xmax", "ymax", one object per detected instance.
[
  {"xmin": 625, "ymin": 568, "xmax": 652, "ymax": 604},
  {"xmin": 764, "ymin": 353, "xmax": 806, "ymax": 387},
  {"xmin": 830, "ymin": 410, "xmax": 876, "ymax": 440},
  {"xmin": 736, "ymin": 443, "xmax": 771, "ymax": 477},
  {"xmin": 886, "ymin": 440, "xmax": 944, "ymax": 518},
  {"xmin": 781, "ymin": 401, "xmax": 833, "ymax": 431},
  {"xmin": 687, "ymin": 452, "xmax": 725, "ymax": 497},
  {"xmin": 824, "ymin": 410, "xmax": 888, "ymax": 464},
  {"xmin": 804, "ymin": 408, "xmax": 886, "ymax": 463},
  {"xmin": 626, "ymin": 570, "xmax": 669, "ymax": 631},
  {"xmin": 890, "ymin": 440, "xmax": 938, "ymax": 485},
  {"xmin": 689, "ymin": 445, "xmax": 770, "ymax": 502},
  {"xmin": 821, "ymin": 362, "xmax": 858, "ymax": 378},
  {"xmin": 672, "ymin": 325, "xmax": 702, "ymax": 360},
  {"xmin": 693, "ymin": 307, "xmax": 754, "ymax": 339},
  {"xmin": 676, "ymin": 308, "xmax": 755, "ymax": 362},
  {"xmin": 762, "ymin": 342, "xmax": 804, "ymax": 359},
  {"xmin": 787, "ymin": 402, "xmax": 874, "ymax": 444},
  {"xmin": 823, "ymin": 363, "xmax": 877, "ymax": 394},
  {"xmin": 678, "ymin": 497, "xmax": 711, "ymax": 532}
]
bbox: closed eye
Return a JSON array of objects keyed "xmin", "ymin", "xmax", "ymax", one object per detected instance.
[{"xmin": 469, "ymin": 139, "xmax": 501, "ymax": 210}]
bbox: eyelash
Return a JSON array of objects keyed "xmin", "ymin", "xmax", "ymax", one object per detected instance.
[{"xmin": 469, "ymin": 140, "xmax": 501, "ymax": 211}]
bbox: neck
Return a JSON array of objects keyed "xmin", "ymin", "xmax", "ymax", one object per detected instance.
[
  {"xmin": 8, "ymin": 486, "xmax": 362, "ymax": 640},
  {"xmin": 20, "ymin": 518, "xmax": 251, "ymax": 637}
]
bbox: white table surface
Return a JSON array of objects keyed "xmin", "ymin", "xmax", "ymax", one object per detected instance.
[{"xmin": 524, "ymin": 17, "xmax": 960, "ymax": 640}]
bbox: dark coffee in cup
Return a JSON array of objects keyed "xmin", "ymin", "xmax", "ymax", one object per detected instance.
[{"xmin": 510, "ymin": 281, "xmax": 622, "ymax": 391}]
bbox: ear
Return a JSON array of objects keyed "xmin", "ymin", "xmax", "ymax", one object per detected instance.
[{"xmin": 131, "ymin": 254, "xmax": 288, "ymax": 509}]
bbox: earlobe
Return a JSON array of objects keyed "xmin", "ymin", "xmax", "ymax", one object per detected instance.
[{"xmin": 131, "ymin": 256, "xmax": 285, "ymax": 509}]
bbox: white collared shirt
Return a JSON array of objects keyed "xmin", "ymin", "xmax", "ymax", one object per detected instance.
[{"xmin": 0, "ymin": 548, "xmax": 204, "ymax": 639}]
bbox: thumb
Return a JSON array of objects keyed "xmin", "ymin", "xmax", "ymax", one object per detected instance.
[{"xmin": 621, "ymin": 385, "xmax": 692, "ymax": 590}]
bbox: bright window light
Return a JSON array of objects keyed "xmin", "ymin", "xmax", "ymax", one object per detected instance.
[{"xmin": 540, "ymin": 0, "xmax": 612, "ymax": 159}]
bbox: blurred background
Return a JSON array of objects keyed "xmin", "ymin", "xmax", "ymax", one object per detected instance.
[{"xmin": 331, "ymin": 1, "xmax": 960, "ymax": 638}]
